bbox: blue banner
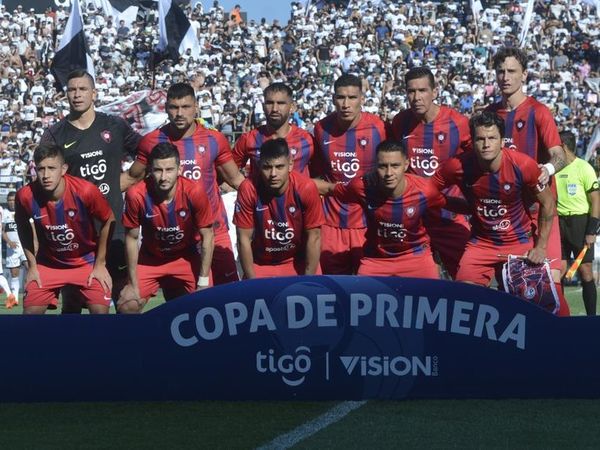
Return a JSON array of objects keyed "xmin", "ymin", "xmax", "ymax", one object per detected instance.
[{"xmin": 2, "ymin": 276, "xmax": 598, "ymax": 401}]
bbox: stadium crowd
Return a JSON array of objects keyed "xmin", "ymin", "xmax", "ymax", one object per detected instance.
[
  {"xmin": 0, "ymin": 0, "xmax": 597, "ymax": 174},
  {"xmin": 0, "ymin": 0, "xmax": 598, "ymax": 313}
]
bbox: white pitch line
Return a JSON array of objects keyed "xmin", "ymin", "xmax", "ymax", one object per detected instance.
[{"xmin": 257, "ymin": 400, "xmax": 367, "ymax": 450}]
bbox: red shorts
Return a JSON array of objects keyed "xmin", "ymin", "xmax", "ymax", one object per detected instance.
[
  {"xmin": 210, "ymin": 227, "xmax": 239, "ymax": 285},
  {"xmin": 425, "ymin": 214, "xmax": 471, "ymax": 279},
  {"xmin": 358, "ymin": 247, "xmax": 440, "ymax": 279},
  {"xmin": 456, "ymin": 240, "xmax": 532, "ymax": 287},
  {"xmin": 137, "ymin": 254, "xmax": 206, "ymax": 301},
  {"xmin": 320, "ymin": 225, "xmax": 366, "ymax": 275},
  {"xmin": 253, "ymin": 259, "xmax": 322, "ymax": 278},
  {"xmin": 24, "ymin": 264, "xmax": 110, "ymax": 310}
]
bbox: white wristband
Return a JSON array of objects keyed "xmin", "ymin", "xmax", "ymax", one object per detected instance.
[
  {"xmin": 543, "ymin": 163, "xmax": 556, "ymax": 176},
  {"xmin": 197, "ymin": 276, "xmax": 210, "ymax": 287}
]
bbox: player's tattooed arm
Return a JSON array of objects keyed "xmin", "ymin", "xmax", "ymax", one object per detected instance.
[{"xmin": 538, "ymin": 145, "xmax": 566, "ymax": 185}]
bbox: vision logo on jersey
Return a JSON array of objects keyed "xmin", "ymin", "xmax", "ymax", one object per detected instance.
[
  {"xmin": 46, "ymin": 223, "xmax": 79, "ymax": 252},
  {"xmin": 156, "ymin": 225, "xmax": 185, "ymax": 247},
  {"xmin": 377, "ymin": 221, "xmax": 407, "ymax": 240},
  {"xmin": 181, "ymin": 159, "xmax": 202, "ymax": 180},
  {"xmin": 265, "ymin": 219, "xmax": 295, "ymax": 246},
  {"xmin": 101, "ymin": 130, "xmax": 112, "ymax": 143}
]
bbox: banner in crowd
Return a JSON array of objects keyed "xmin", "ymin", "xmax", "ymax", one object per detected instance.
[
  {"xmin": 1, "ymin": 275, "xmax": 600, "ymax": 402},
  {"xmin": 97, "ymin": 89, "xmax": 167, "ymax": 135}
]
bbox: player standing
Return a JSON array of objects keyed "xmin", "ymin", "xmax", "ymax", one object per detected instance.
[
  {"xmin": 486, "ymin": 47, "xmax": 568, "ymax": 312},
  {"xmin": 389, "ymin": 67, "xmax": 471, "ymax": 278},
  {"xmin": 432, "ymin": 112, "xmax": 568, "ymax": 315},
  {"xmin": 311, "ymin": 74, "xmax": 386, "ymax": 274},
  {"xmin": 234, "ymin": 138, "xmax": 324, "ymax": 278},
  {"xmin": 2, "ymin": 191, "xmax": 26, "ymax": 307},
  {"xmin": 118, "ymin": 143, "xmax": 214, "ymax": 313},
  {"xmin": 233, "ymin": 82, "xmax": 315, "ymax": 178},
  {"xmin": 14, "ymin": 144, "xmax": 115, "ymax": 314},
  {"xmin": 129, "ymin": 82, "xmax": 244, "ymax": 285},
  {"xmin": 40, "ymin": 69, "xmax": 141, "ymax": 307}
]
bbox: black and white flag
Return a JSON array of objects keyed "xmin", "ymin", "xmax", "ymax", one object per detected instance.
[
  {"xmin": 157, "ymin": 0, "xmax": 201, "ymax": 61},
  {"xmin": 50, "ymin": 0, "xmax": 95, "ymax": 90}
]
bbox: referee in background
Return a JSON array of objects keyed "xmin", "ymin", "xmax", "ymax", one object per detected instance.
[{"xmin": 556, "ymin": 131, "xmax": 600, "ymax": 315}]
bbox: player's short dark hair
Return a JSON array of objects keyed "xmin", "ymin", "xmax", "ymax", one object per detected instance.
[
  {"xmin": 405, "ymin": 66, "xmax": 435, "ymax": 89},
  {"xmin": 34, "ymin": 143, "xmax": 64, "ymax": 165},
  {"xmin": 376, "ymin": 140, "xmax": 407, "ymax": 158},
  {"xmin": 560, "ymin": 131, "xmax": 576, "ymax": 154},
  {"xmin": 149, "ymin": 142, "xmax": 180, "ymax": 166},
  {"xmin": 492, "ymin": 47, "xmax": 528, "ymax": 71},
  {"xmin": 264, "ymin": 82, "xmax": 293, "ymax": 100},
  {"xmin": 66, "ymin": 69, "xmax": 95, "ymax": 88},
  {"xmin": 259, "ymin": 138, "xmax": 290, "ymax": 162},
  {"xmin": 6, "ymin": 191, "xmax": 16, "ymax": 199},
  {"xmin": 469, "ymin": 111, "xmax": 505, "ymax": 139},
  {"xmin": 334, "ymin": 74, "xmax": 362, "ymax": 93},
  {"xmin": 167, "ymin": 82, "xmax": 196, "ymax": 101}
]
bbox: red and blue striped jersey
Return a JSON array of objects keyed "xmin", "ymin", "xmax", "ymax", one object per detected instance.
[
  {"xmin": 233, "ymin": 172, "xmax": 325, "ymax": 265},
  {"xmin": 122, "ymin": 176, "xmax": 214, "ymax": 260},
  {"xmin": 137, "ymin": 124, "xmax": 233, "ymax": 232},
  {"xmin": 232, "ymin": 124, "xmax": 316, "ymax": 178},
  {"xmin": 312, "ymin": 112, "xmax": 386, "ymax": 229},
  {"xmin": 390, "ymin": 105, "xmax": 471, "ymax": 177},
  {"xmin": 334, "ymin": 173, "xmax": 444, "ymax": 258},
  {"xmin": 432, "ymin": 150, "xmax": 542, "ymax": 246},
  {"xmin": 15, "ymin": 175, "xmax": 113, "ymax": 268},
  {"xmin": 486, "ymin": 97, "xmax": 561, "ymax": 163}
]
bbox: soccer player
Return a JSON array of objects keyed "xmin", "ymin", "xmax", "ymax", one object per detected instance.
[
  {"xmin": 311, "ymin": 74, "xmax": 386, "ymax": 274},
  {"xmin": 2, "ymin": 191, "xmax": 26, "ymax": 307},
  {"xmin": 556, "ymin": 131, "xmax": 600, "ymax": 315},
  {"xmin": 389, "ymin": 66, "xmax": 471, "ymax": 279},
  {"xmin": 128, "ymin": 82, "xmax": 244, "ymax": 285},
  {"xmin": 233, "ymin": 82, "xmax": 315, "ymax": 178},
  {"xmin": 234, "ymin": 138, "xmax": 324, "ymax": 279},
  {"xmin": 327, "ymin": 140, "xmax": 445, "ymax": 278},
  {"xmin": 432, "ymin": 112, "xmax": 569, "ymax": 315},
  {"xmin": 14, "ymin": 144, "xmax": 115, "ymax": 314},
  {"xmin": 118, "ymin": 143, "xmax": 215, "ymax": 313},
  {"xmin": 41, "ymin": 69, "xmax": 141, "ymax": 306},
  {"xmin": 486, "ymin": 47, "xmax": 567, "ymax": 304}
]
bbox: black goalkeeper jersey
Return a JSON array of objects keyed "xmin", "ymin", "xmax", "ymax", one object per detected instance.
[{"xmin": 41, "ymin": 112, "xmax": 141, "ymax": 239}]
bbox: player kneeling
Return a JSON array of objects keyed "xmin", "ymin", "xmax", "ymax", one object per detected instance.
[
  {"xmin": 234, "ymin": 138, "xmax": 324, "ymax": 279},
  {"xmin": 118, "ymin": 143, "xmax": 214, "ymax": 313},
  {"xmin": 319, "ymin": 140, "xmax": 445, "ymax": 278},
  {"xmin": 15, "ymin": 144, "xmax": 115, "ymax": 314}
]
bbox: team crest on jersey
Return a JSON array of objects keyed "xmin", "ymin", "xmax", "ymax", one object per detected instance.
[
  {"xmin": 67, "ymin": 208, "xmax": 77, "ymax": 218},
  {"xmin": 289, "ymin": 206, "xmax": 296, "ymax": 214},
  {"xmin": 290, "ymin": 147, "xmax": 298, "ymax": 156},
  {"xmin": 503, "ymin": 184, "xmax": 511, "ymax": 192},
  {"xmin": 437, "ymin": 132, "xmax": 446, "ymax": 143},
  {"xmin": 178, "ymin": 209, "xmax": 188, "ymax": 218},
  {"xmin": 101, "ymin": 130, "xmax": 112, "ymax": 143},
  {"xmin": 198, "ymin": 145, "xmax": 206, "ymax": 154},
  {"xmin": 358, "ymin": 137, "xmax": 369, "ymax": 148},
  {"xmin": 406, "ymin": 206, "xmax": 416, "ymax": 218},
  {"xmin": 516, "ymin": 119, "xmax": 526, "ymax": 130}
]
